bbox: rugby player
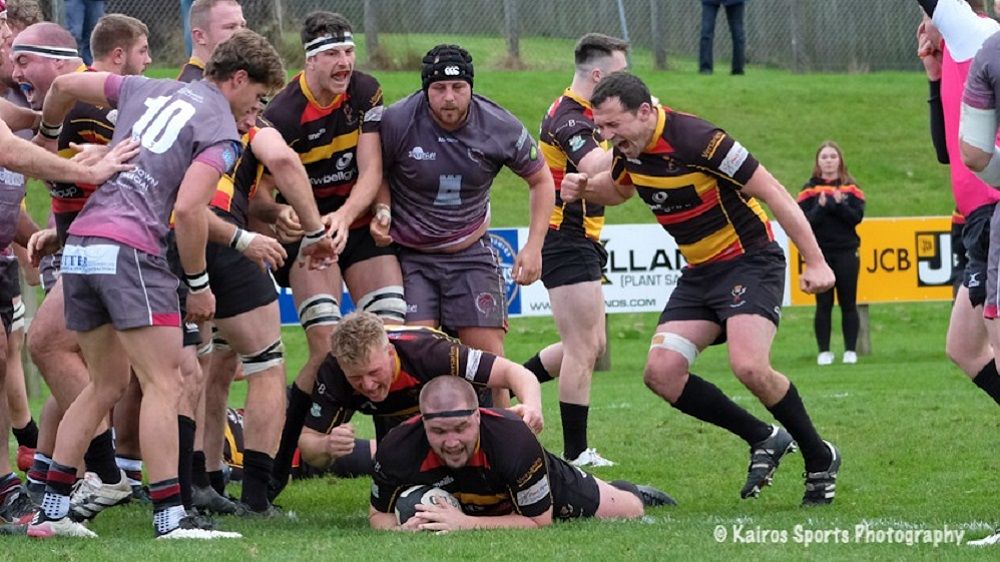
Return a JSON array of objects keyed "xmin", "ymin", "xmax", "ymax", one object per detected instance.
[
  {"xmin": 26, "ymin": 29, "xmax": 284, "ymax": 539},
  {"xmin": 0, "ymin": 15, "xmax": 141, "ymax": 522},
  {"xmin": 0, "ymin": 1, "xmax": 41, "ymax": 502},
  {"xmin": 297, "ymin": 311, "xmax": 543, "ymax": 474},
  {"xmin": 178, "ymin": 0, "xmax": 244, "ymax": 83},
  {"xmin": 17, "ymin": 17, "xmax": 153, "ymax": 518},
  {"xmin": 920, "ymin": 0, "xmax": 1000, "ymax": 412},
  {"xmin": 560, "ymin": 72, "xmax": 841, "ymax": 506},
  {"xmin": 522, "ymin": 33, "xmax": 628, "ymax": 468},
  {"xmin": 916, "ymin": 0, "xmax": 1000, "ymax": 411},
  {"xmin": 376, "ymin": 43, "xmax": 553, "ymax": 363},
  {"xmin": 369, "ymin": 377, "xmax": 673, "ymax": 531},
  {"xmin": 196, "ymin": 99, "xmax": 336, "ymax": 515},
  {"xmin": 262, "ymin": 11, "xmax": 405, "ymax": 499}
]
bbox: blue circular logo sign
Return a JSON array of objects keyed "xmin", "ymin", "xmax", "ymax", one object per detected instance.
[{"xmin": 488, "ymin": 232, "xmax": 519, "ymax": 307}]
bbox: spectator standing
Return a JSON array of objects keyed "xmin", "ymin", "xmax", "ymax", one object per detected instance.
[
  {"xmin": 699, "ymin": 0, "xmax": 746, "ymax": 75},
  {"xmin": 63, "ymin": 0, "xmax": 103, "ymax": 64},
  {"xmin": 797, "ymin": 141, "xmax": 866, "ymax": 366}
]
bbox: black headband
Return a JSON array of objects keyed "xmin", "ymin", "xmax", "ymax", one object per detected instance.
[
  {"xmin": 421, "ymin": 45, "xmax": 473, "ymax": 92},
  {"xmin": 422, "ymin": 408, "xmax": 476, "ymax": 421}
]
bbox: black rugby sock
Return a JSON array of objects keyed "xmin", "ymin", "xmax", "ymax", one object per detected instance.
[
  {"xmin": 272, "ymin": 384, "xmax": 311, "ymax": 497},
  {"xmin": 84, "ymin": 429, "xmax": 121, "ymax": 485},
  {"xmin": 672, "ymin": 374, "xmax": 773, "ymax": 445},
  {"xmin": 523, "ymin": 353, "xmax": 554, "ymax": 383},
  {"xmin": 177, "ymin": 416, "xmax": 196, "ymax": 510},
  {"xmin": 12, "ymin": 418, "xmax": 38, "ymax": 448},
  {"xmin": 208, "ymin": 470, "xmax": 227, "ymax": 495},
  {"xmin": 242, "ymin": 449, "xmax": 273, "ymax": 512},
  {"xmin": 560, "ymin": 402, "xmax": 589, "ymax": 460},
  {"xmin": 192, "ymin": 450, "xmax": 210, "ymax": 488},
  {"xmin": 972, "ymin": 360, "xmax": 1000, "ymax": 406},
  {"xmin": 766, "ymin": 383, "xmax": 831, "ymax": 472},
  {"xmin": 330, "ymin": 439, "xmax": 375, "ymax": 478}
]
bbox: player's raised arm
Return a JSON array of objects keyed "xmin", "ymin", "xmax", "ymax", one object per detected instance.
[{"xmin": 40, "ymin": 71, "xmax": 115, "ymax": 134}]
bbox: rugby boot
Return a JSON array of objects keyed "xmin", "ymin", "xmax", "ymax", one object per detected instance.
[
  {"xmin": 740, "ymin": 425, "xmax": 797, "ymax": 499},
  {"xmin": 802, "ymin": 441, "xmax": 841, "ymax": 506}
]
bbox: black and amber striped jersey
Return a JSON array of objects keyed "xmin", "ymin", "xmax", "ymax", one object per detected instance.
[
  {"xmin": 611, "ymin": 106, "xmax": 771, "ymax": 266},
  {"xmin": 539, "ymin": 88, "xmax": 606, "ymax": 241},
  {"xmin": 796, "ymin": 177, "xmax": 865, "ymax": 251},
  {"xmin": 263, "ymin": 71, "xmax": 383, "ymax": 225},
  {"xmin": 176, "ymin": 56, "xmax": 205, "ymax": 83},
  {"xmin": 48, "ymin": 65, "xmax": 114, "ymax": 238},
  {"xmin": 304, "ymin": 326, "xmax": 496, "ymax": 442},
  {"xmin": 371, "ymin": 409, "xmax": 556, "ymax": 518},
  {"xmin": 209, "ymin": 126, "xmax": 264, "ymax": 228}
]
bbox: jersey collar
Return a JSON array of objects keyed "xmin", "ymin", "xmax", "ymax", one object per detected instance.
[
  {"xmin": 187, "ymin": 56, "xmax": 205, "ymax": 70},
  {"xmin": 562, "ymin": 87, "xmax": 592, "ymax": 110},
  {"xmin": 642, "ymin": 105, "xmax": 671, "ymax": 155},
  {"xmin": 299, "ymin": 72, "xmax": 346, "ymax": 111}
]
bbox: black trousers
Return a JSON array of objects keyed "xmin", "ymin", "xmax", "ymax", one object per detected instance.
[{"xmin": 814, "ymin": 248, "xmax": 860, "ymax": 352}]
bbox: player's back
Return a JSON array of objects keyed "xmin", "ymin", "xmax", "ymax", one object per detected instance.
[{"xmin": 69, "ymin": 76, "xmax": 240, "ymax": 256}]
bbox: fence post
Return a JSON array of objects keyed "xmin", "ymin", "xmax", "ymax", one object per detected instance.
[
  {"xmin": 649, "ymin": 0, "xmax": 667, "ymax": 70},
  {"xmin": 503, "ymin": 0, "xmax": 520, "ymax": 61},
  {"xmin": 857, "ymin": 304, "xmax": 872, "ymax": 355},
  {"xmin": 789, "ymin": 0, "xmax": 804, "ymax": 73},
  {"xmin": 364, "ymin": 0, "xmax": 380, "ymax": 66}
]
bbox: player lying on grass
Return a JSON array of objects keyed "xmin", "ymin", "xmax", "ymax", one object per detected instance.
[{"xmin": 369, "ymin": 376, "xmax": 674, "ymax": 532}]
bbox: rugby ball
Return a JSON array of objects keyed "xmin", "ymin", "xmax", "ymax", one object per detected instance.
[{"xmin": 394, "ymin": 485, "xmax": 460, "ymax": 525}]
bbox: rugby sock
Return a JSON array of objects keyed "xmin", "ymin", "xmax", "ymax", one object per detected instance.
[
  {"xmin": 115, "ymin": 456, "xmax": 144, "ymax": 488},
  {"xmin": 609, "ymin": 479, "xmax": 640, "ymax": 497},
  {"xmin": 192, "ymin": 451, "xmax": 210, "ymax": 488},
  {"xmin": 177, "ymin": 416, "xmax": 196, "ymax": 510},
  {"xmin": 242, "ymin": 449, "xmax": 273, "ymax": 512},
  {"xmin": 272, "ymin": 384, "xmax": 312, "ymax": 496},
  {"xmin": 330, "ymin": 439, "xmax": 375, "ymax": 478},
  {"xmin": 523, "ymin": 353, "xmax": 554, "ymax": 383},
  {"xmin": 560, "ymin": 402, "xmax": 589, "ymax": 461},
  {"xmin": 672, "ymin": 373, "xmax": 772, "ymax": 445},
  {"xmin": 766, "ymin": 383, "xmax": 831, "ymax": 472},
  {"xmin": 27, "ymin": 452, "xmax": 52, "ymax": 488},
  {"xmin": 0, "ymin": 472, "xmax": 20, "ymax": 500},
  {"xmin": 972, "ymin": 360, "xmax": 1000, "ymax": 406},
  {"xmin": 84, "ymin": 429, "xmax": 121, "ymax": 485},
  {"xmin": 12, "ymin": 418, "xmax": 38, "ymax": 448},
  {"xmin": 41, "ymin": 462, "xmax": 77, "ymax": 520},
  {"xmin": 149, "ymin": 478, "xmax": 184, "ymax": 536},
  {"xmin": 208, "ymin": 470, "xmax": 227, "ymax": 495}
]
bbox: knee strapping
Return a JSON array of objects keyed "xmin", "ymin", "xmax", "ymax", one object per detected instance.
[
  {"xmin": 357, "ymin": 285, "xmax": 406, "ymax": 323},
  {"xmin": 650, "ymin": 332, "xmax": 699, "ymax": 366},
  {"xmin": 297, "ymin": 294, "xmax": 341, "ymax": 330},
  {"xmin": 11, "ymin": 299, "xmax": 25, "ymax": 332},
  {"xmin": 239, "ymin": 340, "xmax": 284, "ymax": 376}
]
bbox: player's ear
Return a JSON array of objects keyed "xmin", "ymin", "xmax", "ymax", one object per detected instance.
[{"xmin": 112, "ymin": 46, "xmax": 125, "ymax": 66}]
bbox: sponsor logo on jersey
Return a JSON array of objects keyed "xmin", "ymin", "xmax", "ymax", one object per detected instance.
[
  {"xmin": 568, "ymin": 135, "xmax": 586, "ymax": 153},
  {"xmin": 310, "ymin": 170, "xmax": 355, "ymax": 185},
  {"xmin": 307, "ymin": 128, "xmax": 327, "ymax": 141},
  {"xmin": 408, "ymin": 146, "xmax": 437, "ymax": 161},
  {"xmin": 336, "ymin": 152, "xmax": 354, "ymax": 170}
]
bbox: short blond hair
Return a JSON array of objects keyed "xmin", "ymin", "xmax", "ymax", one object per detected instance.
[{"xmin": 329, "ymin": 312, "xmax": 388, "ymax": 366}]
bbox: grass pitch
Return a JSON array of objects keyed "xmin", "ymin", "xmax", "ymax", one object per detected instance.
[{"xmin": 7, "ymin": 39, "xmax": 993, "ymax": 561}]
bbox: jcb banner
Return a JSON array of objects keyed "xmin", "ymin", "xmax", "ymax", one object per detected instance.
[{"xmin": 787, "ymin": 217, "xmax": 954, "ymax": 305}]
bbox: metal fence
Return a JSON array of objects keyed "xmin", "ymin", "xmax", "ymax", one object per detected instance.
[{"xmin": 42, "ymin": 0, "xmax": 929, "ymax": 72}]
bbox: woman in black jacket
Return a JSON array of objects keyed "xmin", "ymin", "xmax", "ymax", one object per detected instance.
[{"xmin": 797, "ymin": 141, "xmax": 866, "ymax": 365}]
